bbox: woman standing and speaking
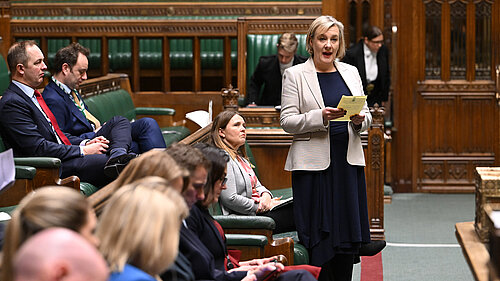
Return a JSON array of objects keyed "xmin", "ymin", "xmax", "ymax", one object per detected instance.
[{"xmin": 280, "ymin": 15, "xmax": 372, "ymax": 281}]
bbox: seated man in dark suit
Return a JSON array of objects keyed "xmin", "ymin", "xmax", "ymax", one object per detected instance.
[
  {"xmin": 247, "ymin": 32, "xmax": 307, "ymax": 106},
  {"xmin": 342, "ymin": 25, "xmax": 390, "ymax": 107},
  {"xmin": 0, "ymin": 41, "xmax": 134, "ymax": 187},
  {"xmin": 43, "ymin": 42, "xmax": 166, "ymax": 154}
]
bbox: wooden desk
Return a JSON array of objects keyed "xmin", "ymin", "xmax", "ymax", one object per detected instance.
[{"xmin": 455, "ymin": 221, "xmax": 490, "ymax": 281}]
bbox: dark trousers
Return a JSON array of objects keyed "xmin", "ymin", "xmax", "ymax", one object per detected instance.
[
  {"xmin": 318, "ymin": 254, "xmax": 355, "ymax": 281},
  {"xmin": 61, "ymin": 154, "xmax": 112, "ymax": 188},
  {"xmin": 130, "ymin": 117, "xmax": 166, "ymax": 153},
  {"xmin": 95, "ymin": 116, "xmax": 132, "ymax": 152}
]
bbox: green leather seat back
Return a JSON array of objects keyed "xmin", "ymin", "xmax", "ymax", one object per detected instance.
[
  {"xmin": 140, "ymin": 38, "xmax": 162, "ymax": 69},
  {"xmin": 0, "ymin": 54, "xmax": 10, "ymax": 95},
  {"xmin": 246, "ymin": 34, "xmax": 309, "ymax": 83},
  {"xmin": 84, "ymin": 89, "xmax": 136, "ymax": 123},
  {"xmin": 78, "ymin": 38, "xmax": 101, "ymax": 70},
  {"xmin": 109, "ymin": 38, "xmax": 132, "ymax": 71},
  {"xmin": 47, "ymin": 38, "xmax": 71, "ymax": 69}
]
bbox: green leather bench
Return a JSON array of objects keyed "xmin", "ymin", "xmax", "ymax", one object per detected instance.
[{"xmin": 81, "ymin": 87, "xmax": 190, "ymax": 147}]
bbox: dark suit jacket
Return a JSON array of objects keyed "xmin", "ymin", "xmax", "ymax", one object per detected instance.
[
  {"xmin": 342, "ymin": 40, "xmax": 390, "ymax": 107},
  {"xmin": 0, "ymin": 82, "xmax": 111, "ymax": 187},
  {"xmin": 179, "ymin": 222, "xmax": 246, "ymax": 281},
  {"xmin": 0, "ymin": 83, "xmax": 83, "ymax": 160},
  {"xmin": 43, "ymin": 80, "xmax": 96, "ymax": 139},
  {"xmin": 247, "ymin": 54, "xmax": 307, "ymax": 106},
  {"xmin": 186, "ymin": 205, "xmax": 228, "ymax": 271}
]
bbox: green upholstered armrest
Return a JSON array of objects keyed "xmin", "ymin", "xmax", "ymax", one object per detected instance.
[
  {"xmin": 213, "ymin": 215, "xmax": 275, "ymax": 230},
  {"xmin": 293, "ymin": 243, "xmax": 309, "ymax": 265},
  {"xmin": 14, "ymin": 157, "xmax": 61, "ymax": 168},
  {"xmin": 225, "ymin": 234, "xmax": 268, "ymax": 247},
  {"xmin": 134, "ymin": 107, "xmax": 175, "ymax": 116},
  {"xmin": 80, "ymin": 182, "xmax": 99, "ymax": 197},
  {"xmin": 15, "ymin": 165, "xmax": 37, "ymax": 180}
]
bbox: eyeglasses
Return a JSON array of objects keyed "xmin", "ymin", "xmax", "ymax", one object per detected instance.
[
  {"xmin": 221, "ymin": 177, "xmax": 228, "ymax": 186},
  {"xmin": 369, "ymin": 39, "xmax": 384, "ymax": 45}
]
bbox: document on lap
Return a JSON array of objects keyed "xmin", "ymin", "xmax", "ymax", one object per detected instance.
[
  {"xmin": 269, "ymin": 197, "xmax": 293, "ymax": 211},
  {"xmin": 332, "ymin": 95, "xmax": 367, "ymax": 122}
]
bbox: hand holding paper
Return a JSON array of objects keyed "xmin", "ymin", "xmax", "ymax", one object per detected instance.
[{"xmin": 333, "ymin": 95, "xmax": 367, "ymax": 122}]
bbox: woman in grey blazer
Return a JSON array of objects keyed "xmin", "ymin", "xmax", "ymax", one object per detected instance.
[
  {"xmin": 208, "ymin": 110, "xmax": 295, "ymax": 234},
  {"xmin": 280, "ymin": 16, "xmax": 372, "ymax": 281}
]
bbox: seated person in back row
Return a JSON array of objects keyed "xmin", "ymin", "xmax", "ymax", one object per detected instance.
[
  {"xmin": 247, "ymin": 32, "xmax": 307, "ymax": 106},
  {"xmin": 43, "ymin": 42, "xmax": 166, "ymax": 154},
  {"xmin": 0, "ymin": 41, "xmax": 134, "ymax": 187}
]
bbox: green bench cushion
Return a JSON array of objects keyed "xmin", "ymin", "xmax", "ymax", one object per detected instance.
[
  {"xmin": 213, "ymin": 215, "xmax": 276, "ymax": 230},
  {"xmin": 15, "ymin": 165, "xmax": 37, "ymax": 179},
  {"xmin": 161, "ymin": 126, "xmax": 191, "ymax": 147},
  {"xmin": 225, "ymin": 234, "xmax": 268, "ymax": 247}
]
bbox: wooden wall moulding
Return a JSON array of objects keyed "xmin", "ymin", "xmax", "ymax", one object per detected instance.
[
  {"xmin": 417, "ymin": 80, "xmax": 496, "ymax": 92},
  {"xmin": 11, "ymin": 20, "xmax": 238, "ymax": 37},
  {"xmin": 239, "ymin": 107, "xmax": 281, "ymax": 128},
  {"xmin": 10, "ymin": 2, "xmax": 321, "ymax": 18},
  {"xmin": 78, "ymin": 73, "xmax": 125, "ymax": 98}
]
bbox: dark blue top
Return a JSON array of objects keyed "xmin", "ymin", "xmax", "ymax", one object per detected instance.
[{"xmin": 317, "ymin": 71, "xmax": 352, "ymax": 135}]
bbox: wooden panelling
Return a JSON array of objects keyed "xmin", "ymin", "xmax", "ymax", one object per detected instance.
[{"xmin": 416, "ymin": 80, "xmax": 498, "ymax": 192}]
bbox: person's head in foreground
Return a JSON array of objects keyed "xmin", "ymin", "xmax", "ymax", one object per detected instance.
[
  {"xmin": 13, "ymin": 227, "xmax": 108, "ymax": 281},
  {"xmin": 2, "ymin": 187, "xmax": 98, "ymax": 281},
  {"xmin": 97, "ymin": 178, "xmax": 188, "ymax": 279}
]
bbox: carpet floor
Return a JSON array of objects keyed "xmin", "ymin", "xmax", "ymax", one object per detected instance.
[{"xmin": 352, "ymin": 193, "xmax": 476, "ymax": 281}]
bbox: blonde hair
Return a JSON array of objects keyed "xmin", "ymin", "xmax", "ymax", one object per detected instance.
[
  {"xmin": 97, "ymin": 179, "xmax": 188, "ymax": 277},
  {"xmin": 278, "ymin": 32, "xmax": 299, "ymax": 53},
  {"xmin": 106, "ymin": 149, "xmax": 188, "ymax": 192},
  {"xmin": 306, "ymin": 15, "xmax": 346, "ymax": 59},
  {"xmin": 207, "ymin": 110, "xmax": 248, "ymax": 161},
  {"xmin": 1, "ymin": 187, "xmax": 91, "ymax": 281}
]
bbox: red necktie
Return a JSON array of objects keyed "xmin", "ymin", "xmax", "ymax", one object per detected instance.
[{"xmin": 34, "ymin": 90, "xmax": 71, "ymax": 145}]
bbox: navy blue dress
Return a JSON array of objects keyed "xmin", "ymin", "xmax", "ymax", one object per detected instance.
[{"xmin": 291, "ymin": 71, "xmax": 370, "ymax": 267}]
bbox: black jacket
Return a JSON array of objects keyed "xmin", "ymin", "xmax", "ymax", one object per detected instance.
[{"xmin": 342, "ymin": 40, "xmax": 390, "ymax": 107}]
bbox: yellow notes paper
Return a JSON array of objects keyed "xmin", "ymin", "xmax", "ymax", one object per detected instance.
[{"xmin": 332, "ymin": 95, "xmax": 367, "ymax": 122}]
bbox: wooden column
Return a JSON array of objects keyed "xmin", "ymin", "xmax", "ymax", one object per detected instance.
[
  {"xmin": 132, "ymin": 36, "xmax": 140, "ymax": 92},
  {"xmin": 0, "ymin": 2, "xmax": 10, "ymax": 58},
  {"xmin": 162, "ymin": 36, "xmax": 170, "ymax": 92},
  {"xmin": 101, "ymin": 36, "xmax": 109, "ymax": 77}
]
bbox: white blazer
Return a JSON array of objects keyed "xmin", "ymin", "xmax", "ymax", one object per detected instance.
[{"xmin": 280, "ymin": 58, "xmax": 372, "ymax": 171}]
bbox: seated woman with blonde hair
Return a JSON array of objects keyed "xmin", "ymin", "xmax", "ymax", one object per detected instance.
[
  {"xmin": 208, "ymin": 110, "xmax": 294, "ymax": 234},
  {"xmin": 89, "ymin": 149, "xmax": 188, "ymax": 212},
  {"xmin": 97, "ymin": 177, "xmax": 188, "ymax": 281},
  {"xmin": 1, "ymin": 187, "xmax": 101, "ymax": 281}
]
